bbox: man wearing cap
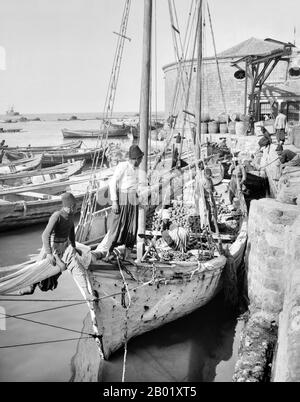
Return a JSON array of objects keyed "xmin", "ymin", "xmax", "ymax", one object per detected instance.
[{"xmin": 95, "ymin": 144, "xmax": 144, "ymax": 258}]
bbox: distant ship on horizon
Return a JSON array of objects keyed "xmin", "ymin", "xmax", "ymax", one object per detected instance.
[{"xmin": 6, "ymin": 105, "xmax": 20, "ymax": 116}]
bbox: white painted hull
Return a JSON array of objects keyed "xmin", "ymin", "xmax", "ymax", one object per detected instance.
[
  {"xmin": 71, "ymin": 219, "xmax": 247, "ymax": 381},
  {"xmin": 91, "ymin": 257, "xmax": 226, "ymax": 358}
]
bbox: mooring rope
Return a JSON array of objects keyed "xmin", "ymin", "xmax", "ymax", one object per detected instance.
[
  {"xmin": 0, "ymin": 311, "xmax": 94, "ymax": 337},
  {"xmin": 3, "ymin": 302, "xmax": 86, "ymax": 318},
  {"xmin": 115, "ymin": 254, "xmax": 132, "ymax": 383}
]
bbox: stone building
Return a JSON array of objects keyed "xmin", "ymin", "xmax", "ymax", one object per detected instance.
[{"xmin": 163, "ymin": 37, "xmax": 300, "ymax": 123}]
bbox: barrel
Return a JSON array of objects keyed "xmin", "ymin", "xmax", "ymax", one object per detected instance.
[
  {"xmin": 208, "ymin": 121, "xmax": 219, "ymax": 134},
  {"xmin": 201, "ymin": 122, "xmax": 208, "ymax": 134},
  {"xmin": 228, "ymin": 121, "xmax": 236, "ymax": 134},
  {"xmin": 235, "ymin": 121, "xmax": 248, "ymax": 136},
  {"xmin": 219, "ymin": 122, "xmax": 228, "ymax": 134}
]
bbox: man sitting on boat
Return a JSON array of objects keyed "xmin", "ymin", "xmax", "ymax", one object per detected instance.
[
  {"xmin": 19, "ymin": 192, "xmax": 81, "ymax": 295},
  {"xmin": 276, "ymin": 145, "xmax": 300, "ymax": 170},
  {"xmin": 94, "ymin": 145, "xmax": 145, "ymax": 260}
]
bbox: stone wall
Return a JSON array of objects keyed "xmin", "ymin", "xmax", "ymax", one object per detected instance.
[
  {"xmin": 247, "ymin": 199, "xmax": 299, "ymax": 318},
  {"xmin": 234, "ymin": 198, "xmax": 300, "ymax": 382},
  {"xmin": 163, "ymin": 51, "xmax": 300, "ymax": 119},
  {"xmin": 272, "ymin": 215, "xmax": 300, "ymax": 381}
]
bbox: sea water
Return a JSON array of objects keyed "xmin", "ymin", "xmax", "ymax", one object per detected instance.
[{"xmin": 0, "ymin": 115, "xmax": 243, "ymax": 382}]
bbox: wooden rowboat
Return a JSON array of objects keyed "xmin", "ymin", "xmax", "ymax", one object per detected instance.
[
  {"xmin": 0, "ymin": 160, "xmax": 85, "ymax": 190},
  {"xmin": 41, "ymin": 148, "xmax": 104, "ymax": 168},
  {"xmin": 1, "ymin": 140, "xmax": 83, "ymax": 153},
  {"xmin": 62, "ymin": 125, "xmax": 130, "ymax": 139},
  {"xmin": 0, "ymin": 173, "xmax": 111, "ymax": 231},
  {"xmin": 0, "ymin": 155, "xmax": 42, "ymax": 175}
]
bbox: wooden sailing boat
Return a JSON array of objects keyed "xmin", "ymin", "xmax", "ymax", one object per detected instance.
[
  {"xmin": 0, "ymin": 155, "xmax": 42, "ymax": 175},
  {"xmin": 61, "ymin": 124, "xmax": 130, "ymax": 139},
  {"xmin": 0, "ymin": 0, "xmax": 247, "ymax": 382},
  {"xmin": 1, "ymin": 140, "xmax": 82, "ymax": 154},
  {"xmin": 70, "ymin": 0, "xmax": 248, "ymax": 381}
]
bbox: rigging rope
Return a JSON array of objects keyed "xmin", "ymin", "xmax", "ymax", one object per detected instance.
[
  {"xmin": 0, "ymin": 337, "xmax": 92, "ymax": 349},
  {"xmin": 0, "ymin": 311, "xmax": 94, "ymax": 337},
  {"xmin": 77, "ymin": 0, "xmax": 132, "ymax": 242},
  {"xmin": 207, "ymin": 1, "xmax": 227, "ymax": 116},
  {"xmin": 115, "ymin": 255, "xmax": 132, "ymax": 383},
  {"xmin": 150, "ymin": 1, "xmax": 199, "ymax": 175},
  {"xmin": 3, "ymin": 302, "xmax": 86, "ymax": 318}
]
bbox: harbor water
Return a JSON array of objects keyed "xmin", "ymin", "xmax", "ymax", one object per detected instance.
[{"xmin": 0, "ymin": 115, "xmax": 243, "ymax": 382}]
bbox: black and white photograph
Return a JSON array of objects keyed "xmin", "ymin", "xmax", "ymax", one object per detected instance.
[{"xmin": 0, "ymin": 0, "xmax": 299, "ymax": 385}]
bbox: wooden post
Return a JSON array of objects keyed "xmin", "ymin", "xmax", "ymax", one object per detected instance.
[
  {"xmin": 195, "ymin": 0, "xmax": 203, "ymax": 160},
  {"xmin": 137, "ymin": 0, "xmax": 152, "ymax": 261},
  {"xmin": 244, "ymin": 61, "xmax": 248, "ymax": 115}
]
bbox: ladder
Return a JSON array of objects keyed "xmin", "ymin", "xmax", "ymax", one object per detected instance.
[{"xmin": 102, "ymin": 0, "xmax": 131, "ymax": 124}]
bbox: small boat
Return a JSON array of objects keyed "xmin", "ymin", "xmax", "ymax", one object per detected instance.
[
  {"xmin": 0, "ymin": 169, "xmax": 111, "ymax": 231},
  {"xmin": 0, "ymin": 140, "xmax": 83, "ymax": 153},
  {"xmin": 5, "ymin": 105, "xmax": 20, "ymax": 116},
  {"xmin": 0, "ymin": 128, "xmax": 23, "ymax": 133},
  {"xmin": 61, "ymin": 124, "xmax": 130, "ymax": 139},
  {"xmin": 0, "ymin": 155, "xmax": 42, "ymax": 175},
  {"xmin": 0, "ymin": 160, "xmax": 85, "ymax": 189},
  {"xmin": 2, "ymin": 150, "xmax": 28, "ymax": 161},
  {"xmin": 41, "ymin": 148, "xmax": 105, "ymax": 168}
]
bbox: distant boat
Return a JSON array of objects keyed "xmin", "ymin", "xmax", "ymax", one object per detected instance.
[
  {"xmin": 0, "ymin": 128, "xmax": 23, "ymax": 133},
  {"xmin": 41, "ymin": 147, "xmax": 105, "ymax": 168},
  {"xmin": 5, "ymin": 106, "xmax": 20, "ymax": 116},
  {"xmin": 62, "ymin": 122, "xmax": 130, "ymax": 139},
  {"xmin": 1, "ymin": 140, "xmax": 83, "ymax": 153}
]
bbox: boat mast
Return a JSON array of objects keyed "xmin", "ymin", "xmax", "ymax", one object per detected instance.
[
  {"xmin": 137, "ymin": 0, "xmax": 152, "ymax": 261},
  {"xmin": 195, "ymin": 0, "xmax": 203, "ymax": 160}
]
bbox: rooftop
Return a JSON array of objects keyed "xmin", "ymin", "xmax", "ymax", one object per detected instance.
[{"xmin": 217, "ymin": 37, "xmax": 292, "ymax": 58}]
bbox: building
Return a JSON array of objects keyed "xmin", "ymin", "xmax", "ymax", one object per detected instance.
[{"xmin": 163, "ymin": 37, "xmax": 300, "ymax": 123}]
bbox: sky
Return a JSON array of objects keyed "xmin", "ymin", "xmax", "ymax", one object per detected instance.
[{"xmin": 0, "ymin": 0, "xmax": 300, "ymax": 114}]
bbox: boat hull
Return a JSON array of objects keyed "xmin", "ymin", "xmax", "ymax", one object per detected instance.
[
  {"xmin": 71, "ymin": 218, "xmax": 247, "ymax": 381},
  {"xmin": 62, "ymin": 127, "xmax": 130, "ymax": 138},
  {"xmin": 0, "ymin": 194, "xmax": 84, "ymax": 231},
  {"xmin": 0, "ymin": 155, "xmax": 42, "ymax": 175},
  {"xmin": 41, "ymin": 149, "xmax": 101, "ymax": 167},
  {"xmin": 0, "ymin": 179, "xmax": 110, "ymax": 231},
  {"xmin": 1, "ymin": 140, "xmax": 83, "ymax": 153}
]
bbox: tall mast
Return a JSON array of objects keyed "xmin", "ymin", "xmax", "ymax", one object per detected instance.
[
  {"xmin": 137, "ymin": 0, "xmax": 152, "ymax": 261},
  {"xmin": 195, "ymin": 0, "xmax": 203, "ymax": 160}
]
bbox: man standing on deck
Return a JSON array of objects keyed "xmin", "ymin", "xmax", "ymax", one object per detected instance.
[
  {"xmin": 94, "ymin": 145, "xmax": 144, "ymax": 260},
  {"xmin": 274, "ymin": 110, "xmax": 287, "ymax": 144}
]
